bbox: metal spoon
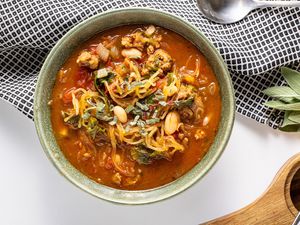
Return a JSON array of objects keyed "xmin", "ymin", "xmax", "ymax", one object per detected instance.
[{"xmin": 196, "ymin": 0, "xmax": 300, "ymax": 24}]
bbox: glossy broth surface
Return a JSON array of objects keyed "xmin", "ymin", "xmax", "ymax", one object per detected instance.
[{"xmin": 51, "ymin": 25, "xmax": 221, "ymax": 190}]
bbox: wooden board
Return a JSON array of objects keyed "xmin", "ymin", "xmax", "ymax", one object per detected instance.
[
  {"xmin": 291, "ymin": 169, "xmax": 300, "ymax": 210},
  {"xmin": 201, "ymin": 154, "xmax": 300, "ymax": 225}
]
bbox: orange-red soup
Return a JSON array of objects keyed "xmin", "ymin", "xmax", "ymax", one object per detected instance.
[{"xmin": 50, "ymin": 25, "xmax": 221, "ymax": 190}]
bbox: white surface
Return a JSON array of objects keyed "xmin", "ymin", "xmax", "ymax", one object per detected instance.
[{"xmin": 0, "ymin": 99, "xmax": 299, "ymax": 225}]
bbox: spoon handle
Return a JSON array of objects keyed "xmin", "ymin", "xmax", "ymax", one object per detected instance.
[{"xmin": 254, "ymin": 0, "xmax": 300, "ymax": 8}]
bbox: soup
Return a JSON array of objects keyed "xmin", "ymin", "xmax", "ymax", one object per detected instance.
[{"xmin": 50, "ymin": 25, "xmax": 221, "ymax": 190}]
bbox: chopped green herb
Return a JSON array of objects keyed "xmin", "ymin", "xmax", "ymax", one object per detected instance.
[
  {"xmin": 131, "ymin": 108, "xmax": 143, "ymax": 116},
  {"xmin": 108, "ymin": 116, "xmax": 118, "ymax": 125},
  {"xmin": 87, "ymin": 125, "xmax": 106, "ymax": 140},
  {"xmin": 145, "ymin": 89, "xmax": 164, "ymax": 105},
  {"xmin": 125, "ymin": 105, "xmax": 135, "ymax": 113},
  {"xmin": 136, "ymin": 101, "xmax": 149, "ymax": 111},
  {"xmin": 153, "ymin": 89, "xmax": 164, "ymax": 101},
  {"xmin": 130, "ymin": 145, "xmax": 163, "ymax": 165},
  {"xmin": 96, "ymin": 102, "xmax": 105, "ymax": 113},
  {"xmin": 167, "ymin": 73, "xmax": 174, "ymax": 85},
  {"xmin": 94, "ymin": 70, "xmax": 115, "ymax": 95},
  {"xmin": 82, "ymin": 111, "xmax": 90, "ymax": 120},
  {"xmin": 95, "ymin": 68, "xmax": 108, "ymax": 79},
  {"xmin": 140, "ymin": 128, "xmax": 148, "ymax": 137},
  {"xmin": 130, "ymin": 115, "xmax": 140, "ymax": 126},
  {"xmin": 145, "ymin": 94, "xmax": 155, "ymax": 104},
  {"xmin": 108, "ymin": 104, "xmax": 114, "ymax": 112},
  {"xmin": 124, "ymin": 125, "xmax": 131, "ymax": 133},
  {"xmin": 154, "ymin": 94, "xmax": 165, "ymax": 101},
  {"xmin": 146, "ymin": 118, "xmax": 160, "ymax": 124},
  {"xmin": 128, "ymin": 81, "xmax": 144, "ymax": 90},
  {"xmin": 137, "ymin": 120, "xmax": 146, "ymax": 128},
  {"xmin": 65, "ymin": 115, "xmax": 80, "ymax": 128},
  {"xmin": 96, "ymin": 113, "xmax": 113, "ymax": 122},
  {"xmin": 130, "ymin": 146, "xmax": 153, "ymax": 165},
  {"xmin": 173, "ymin": 97, "xmax": 194, "ymax": 109},
  {"xmin": 159, "ymin": 101, "xmax": 167, "ymax": 106}
]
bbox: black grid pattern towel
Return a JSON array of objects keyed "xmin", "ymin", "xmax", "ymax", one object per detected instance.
[{"xmin": 1, "ymin": 0, "xmax": 300, "ymax": 128}]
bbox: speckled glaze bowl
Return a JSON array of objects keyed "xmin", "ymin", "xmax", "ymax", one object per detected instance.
[{"xmin": 34, "ymin": 8, "xmax": 235, "ymax": 204}]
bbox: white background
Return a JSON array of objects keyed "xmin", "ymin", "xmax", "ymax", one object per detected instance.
[{"xmin": 0, "ymin": 99, "xmax": 299, "ymax": 225}]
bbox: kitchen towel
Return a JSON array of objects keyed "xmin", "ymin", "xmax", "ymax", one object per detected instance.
[{"xmin": 1, "ymin": 0, "xmax": 300, "ymax": 128}]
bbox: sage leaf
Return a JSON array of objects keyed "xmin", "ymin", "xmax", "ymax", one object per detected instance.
[
  {"xmin": 262, "ymin": 86, "xmax": 300, "ymax": 102},
  {"xmin": 281, "ymin": 111, "xmax": 298, "ymax": 127},
  {"xmin": 281, "ymin": 67, "xmax": 300, "ymax": 95},
  {"xmin": 282, "ymin": 98, "xmax": 300, "ymax": 104},
  {"xmin": 279, "ymin": 124, "xmax": 300, "ymax": 132},
  {"xmin": 263, "ymin": 67, "xmax": 300, "ymax": 132},
  {"xmin": 280, "ymin": 97, "xmax": 299, "ymax": 104},
  {"xmin": 279, "ymin": 111, "xmax": 300, "ymax": 132},
  {"xmin": 288, "ymin": 111, "xmax": 300, "ymax": 123},
  {"xmin": 264, "ymin": 100, "xmax": 300, "ymax": 111}
]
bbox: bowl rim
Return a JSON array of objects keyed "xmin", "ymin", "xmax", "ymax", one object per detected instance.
[{"xmin": 34, "ymin": 7, "xmax": 235, "ymax": 205}]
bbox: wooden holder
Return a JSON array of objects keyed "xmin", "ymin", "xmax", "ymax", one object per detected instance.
[{"xmin": 202, "ymin": 153, "xmax": 300, "ymax": 225}]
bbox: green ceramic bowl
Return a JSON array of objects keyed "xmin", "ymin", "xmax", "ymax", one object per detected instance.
[{"xmin": 34, "ymin": 8, "xmax": 235, "ymax": 204}]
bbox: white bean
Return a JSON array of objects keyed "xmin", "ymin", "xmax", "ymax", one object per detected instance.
[
  {"xmin": 164, "ymin": 111, "xmax": 180, "ymax": 135},
  {"xmin": 113, "ymin": 106, "xmax": 128, "ymax": 123}
]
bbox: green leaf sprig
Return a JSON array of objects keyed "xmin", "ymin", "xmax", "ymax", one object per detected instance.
[{"xmin": 263, "ymin": 67, "xmax": 300, "ymax": 132}]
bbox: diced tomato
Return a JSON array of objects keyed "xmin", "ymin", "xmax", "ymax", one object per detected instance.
[
  {"xmin": 75, "ymin": 68, "xmax": 93, "ymax": 88},
  {"xmin": 172, "ymin": 132, "xmax": 179, "ymax": 139},
  {"xmin": 156, "ymin": 78, "xmax": 166, "ymax": 89},
  {"xmin": 149, "ymin": 105, "xmax": 154, "ymax": 111},
  {"xmin": 75, "ymin": 68, "xmax": 88, "ymax": 82},
  {"xmin": 89, "ymin": 46, "xmax": 97, "ymax": 54},
  {"xmin": 149, "ymin": 103, "xmax": 160, "ymax": 111},
  {"xmin": 87, "ymin": 80, "xmax": 94, "ymax": 90},
  {"xmin": 135, "ymin": 58, "xmax": 143, "ymax": 64},
  {"xmin": 142, "ymin": 112, "xmax": 147, "ymax": 120},
  {"xmin": 105, "ymin": 157, "xmax": 114, "ymax": 170},
  {"xmin": 106, "ymin": 59, "xmax": 112, "ymax": 67},
  {"xmin": 167, "ymin": 100, "xmax": 173, "ymax": 105},
  {"xmin": 109, "ymin": 83, "xmax": 116, "ymax": 91}
]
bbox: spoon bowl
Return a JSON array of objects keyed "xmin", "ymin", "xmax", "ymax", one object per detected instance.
[{"xmin": 196, "ymin": 0, "xmax": 300, "ymax": 24}]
